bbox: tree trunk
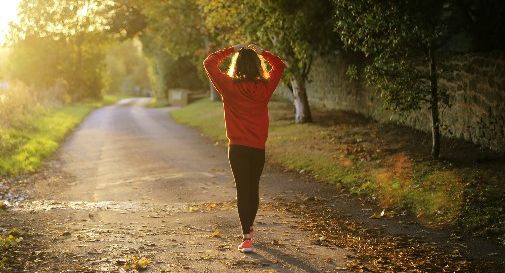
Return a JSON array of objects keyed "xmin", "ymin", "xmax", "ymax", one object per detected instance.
[
  {"xmin": 209, "ymin": 83, "xmax": 221, "ymax": 101},
  {"xmin": 290, "ymin": 77, "xmax": 312, "ymax": 123},
  {"xmin": 200, "ymin": 28, "xmax": 220, "ymax": 102},
  {"xmin": 75, "ymin": 37, "xmax": 83, "ymax": 101},
  {"xmin": 429, "ymin": 47, "xmax": 441, "ymax": 159}
]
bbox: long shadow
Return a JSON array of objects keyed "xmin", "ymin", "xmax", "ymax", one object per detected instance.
[{"xmin": 243, "ymin": 242, "xmax": 339, "ymax": 273}]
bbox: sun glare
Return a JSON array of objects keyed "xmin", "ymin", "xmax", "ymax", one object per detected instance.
[{"xmin": 0, "ymin": 0, "xmax": 21, "ymax": 45}]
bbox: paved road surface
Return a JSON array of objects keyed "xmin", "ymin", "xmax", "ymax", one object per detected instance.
[{"xmin": 12, "ymin": 98, "xmax": 350, "ymax": 272}]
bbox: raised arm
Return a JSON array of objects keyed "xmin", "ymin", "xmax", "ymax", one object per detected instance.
[
  {"xmin": 260, "ymin": 50, "xmax": 286, "ymax": 97},
  {"xmin": 203, "ymin": 47, "xmax": 235, "ymax": 95}
]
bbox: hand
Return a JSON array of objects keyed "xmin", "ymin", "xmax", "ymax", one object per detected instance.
[
  {"xmin": 247, "ymin": 44, "xmax": 263, "ymax": 54},
  {"xmin": 232, "ymin": 43, "xmax": 246, "ymax": 52}
]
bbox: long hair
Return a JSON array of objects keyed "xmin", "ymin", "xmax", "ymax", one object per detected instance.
[{"xmin": 227, "ymin": 48, "xmax": 268, "ymax": 82}]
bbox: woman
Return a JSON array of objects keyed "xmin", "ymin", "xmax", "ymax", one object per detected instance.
[{"xmin": 203, "ymin": 44, "xmax": 285, "ymax": 253}]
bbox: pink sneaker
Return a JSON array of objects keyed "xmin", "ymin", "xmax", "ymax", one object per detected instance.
[{"xmin": 238, "ymin": 239, "xmax": 253, "ymax": 253}]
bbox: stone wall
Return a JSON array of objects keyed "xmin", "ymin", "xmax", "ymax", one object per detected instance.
[{"xmin": 277, "ymin": 52, "xmax": 505, "ymax": 152}]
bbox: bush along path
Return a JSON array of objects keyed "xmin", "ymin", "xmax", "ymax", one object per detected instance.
[
  {"xmin": 0, "ymin": 95, "xmax": 121, "ymax": 177},
  {"xmin": 0, "ymin": 97, "xmax": 503, "ymax": 272}
]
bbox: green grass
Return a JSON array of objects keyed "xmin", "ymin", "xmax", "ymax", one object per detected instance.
[
  {"xmin": 171, "ymin": 98, "xmax": 505, "ymax": 244},
  {"xmin": 146, "ymin": 97, "xmax": 170, "ymax": 108},
  {"xmin": 0, "ymin": 96, "xmax": 120, "ymax": 176},
  {"xmin": 171, "ymin": 99, "xmax": 227, "ymax": 142}
]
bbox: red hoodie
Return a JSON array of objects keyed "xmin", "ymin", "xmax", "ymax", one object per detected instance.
[{"xmin": 203, "ymin": 47, "xmax": 285, "ymax": 149}]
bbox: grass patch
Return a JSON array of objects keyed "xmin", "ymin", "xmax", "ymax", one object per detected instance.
[
  {"xmin": 146, "ymin": 97, "xmax": 170, "ymax": 108},
  {"xmin": 171, "ymin": 98, "xmax": 505, "ymax": 244},
  {"xmin": 171, "ymin": 99, "xmax": 226, "ymax": 142},
  {"xmin": 0, "ymin": 96, "xmax": 121, "ymax": 176}
]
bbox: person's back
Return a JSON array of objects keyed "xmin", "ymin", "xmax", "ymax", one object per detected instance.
[
  {"xmin": 203, "ymin": 44, "xmax": 285, "ymax": 253},
  {"xmin": 203, "ymin": 44, "xmax": 285, "ymax": 149}
]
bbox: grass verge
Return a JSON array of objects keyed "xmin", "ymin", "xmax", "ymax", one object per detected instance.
[
  {"xmin": 147, "ymin": 97, "xmax": 170, "ymax": 108},
  {"xmin": 0, "ymin": 95, "xmax": 121, "ymax": 176},
  {"xmin": 172, "ymin": 98, "xmax": 505, "ymax": 245}
]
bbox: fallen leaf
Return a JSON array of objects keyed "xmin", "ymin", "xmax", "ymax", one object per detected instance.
[{"xmin": 211, "ymin": 229, "xmax": 221, "ymax": 238}]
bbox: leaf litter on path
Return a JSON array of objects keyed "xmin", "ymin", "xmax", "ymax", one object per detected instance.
[
  {"xmin": 272, "ymin": 198, "xmax": 504, "ymax": 273},
  {"xmin": 123, "ymin": 256, "xmax": 151, "ymax": 271}
]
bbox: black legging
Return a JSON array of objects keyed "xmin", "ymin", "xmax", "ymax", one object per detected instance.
[{"xmin": 228, "ymin": 145, "xmax": 265, "ymax": 234}]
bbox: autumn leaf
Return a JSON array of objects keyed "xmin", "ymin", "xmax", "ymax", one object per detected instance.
[
  {"xmin": 211, "ymin": 229, "xmax": 221, "ymax": 238},
  {"xmin": 124, "ymin": 256, "xmax": 151, "ymax": 270}
]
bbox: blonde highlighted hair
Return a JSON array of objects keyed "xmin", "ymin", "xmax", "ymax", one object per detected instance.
[{"xmin": 227, "ymin": 48, "xmax": 269, "ymax": 82}]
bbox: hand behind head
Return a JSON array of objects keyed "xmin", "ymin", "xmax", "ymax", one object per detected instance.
[{"xmin": 247, "ymin": 44, "xmax": 263, "ymax": 54}]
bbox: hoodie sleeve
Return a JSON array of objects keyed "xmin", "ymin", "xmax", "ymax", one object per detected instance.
[
  {"xmin": 203, "ymin": 47, "xmax": 235, "ymax": 96},
  {"xmin": 261, "ymin": 50, "xmax": 286, "ymax": 98}
]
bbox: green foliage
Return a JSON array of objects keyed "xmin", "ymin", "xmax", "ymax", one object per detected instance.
[
  {"xmin": 333, "ymin": 0, "xmax": 447, "ymax": 112},
  {"xmin": 106, "ymin": 0, "xmax": 147, "ymax": 39},
  {"xmin": 6, "ymin": 0, "xmax": 116, "ymax": 101},
  {"xmin": 138, "ymin": 0, "xmax": 206, "ymax": 58},
  {"xmin": 255, "ymin": 0, "xmax": 338, "ymax": 80},
  {"xmin": 345, "ymin": 64, "xmax": 358, "ymax": 81},
  {"xmin": 0, "ymin": 104, "xmax": 93, "ymax": 176},
  {"xmin": 333, "ymin": 1, "xmax": 465, "ymax": 158},
  {"xmin": 11, "ymin": 0, "xmax": 113, "ymax": 40},
  {"xmin": 0, "ymin": 82, "xmax": 119, "ymax": 176},
  {"xmin": 200, "ymin": 0, "xmax": 338, "ymax": 81},
  {"xmin": 197, "ymin": 0, "xmax": 339, "ymax": 122},
  {"xmin": 141, "ymin": 41, "xmax": 205, "ymax": 98},
  {"xmin": 103, "ymin": 39, "xmax": 151, "ymax": 96},
  {"xmin": 457, "ymin": 172, "xmax": 505, "ymax": 244},
  {"xmin": 128, "ymin": 0, "xmax": 207, "ymax": 97},
  {"xmin": 0, "ymin": 82, "xmax": 43, "ymax": 128}
]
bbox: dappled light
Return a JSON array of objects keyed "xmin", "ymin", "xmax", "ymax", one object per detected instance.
[
  {"xmin": 1, "ymin": 0, "xmax": 504, "ymax": 272},
  {"xmin": 0, "ymin": 0, "xmax": 20, "ymax": 45}
]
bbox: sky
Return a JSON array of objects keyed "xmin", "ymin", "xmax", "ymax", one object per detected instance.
[{"xmin": 0, "ymin": 0, "xmax": 21, "ymax": 44}]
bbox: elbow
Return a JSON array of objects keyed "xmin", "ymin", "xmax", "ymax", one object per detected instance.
[
  {"xmin": 279, "ymin": 59, "xmax": 287, "ymax": 69},
  {"xmin": 203, "ymin": 59, "xmax": 214, "ymax": 73},
  {"xmin": 276, "ymin": 62, "xmax": 286, "ymax": 74},
  {"xmin": 280, "ymin": 61, "xmax": 287, "ymax": 71},
  {"xmin": 203, "ymin": 57, "xmax": 210, "ymax": 68}
]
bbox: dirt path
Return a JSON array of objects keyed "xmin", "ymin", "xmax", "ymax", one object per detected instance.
[
  {"xmin": 2, "ymin": 98, "xmax": 350, "ymax": 273},
  {"xmin": 1, "ymin": 98, "xmax": 504, "ymax": 273}
]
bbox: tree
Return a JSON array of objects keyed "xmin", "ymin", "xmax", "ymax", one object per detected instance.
[
  {"xmin": 7, "ymin": 0, "xmax": 114, "ymax": 101},
  {"xmin": 103, "ymin": 39, "xmax": 151, "ymax": 96},
  {"xmin": 140, "ymin": 33, "xmax": 204, "ymax": 98},
  {"xmin": 130, "ymin": 0, "xmax": 210, "ymax": 99},
  {"xmin": 199, "ymin": 0, "xmax": 338, "ymax": 123},
  {"xmin": 333, "ymin": 0, "xmax": 466, "ymax": 159}
]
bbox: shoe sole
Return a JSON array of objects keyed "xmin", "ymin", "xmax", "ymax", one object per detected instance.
[{"xmin": 238, "ymin": 247, "xmax": 253, "ymax": 253}]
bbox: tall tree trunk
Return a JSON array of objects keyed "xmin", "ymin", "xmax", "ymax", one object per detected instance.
[
  {"xmin": 75, "ymin": 37, "xmax": 83, "ymax": 101},
  {"xmin": 200, "ymin": 27, "xmax": 221, "ymax": 102},
  {"xmin": 290, "ymin": 77, "xmax": 312, "ymax": 123},
  {"xmin": 429, "ymin": 47, "xmax": 440, "ymax": 159},
  {"xmin": 209, "ymin": 84, "xmax": 221, "ymax": 101}
]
